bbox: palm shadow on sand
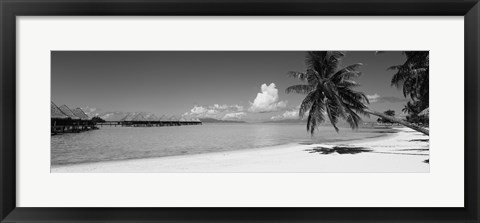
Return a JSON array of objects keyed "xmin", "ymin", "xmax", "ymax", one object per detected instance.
[
  {"xmin": 396, "ymin": 148, "xmax": 429, "ymax": 151},
  {"xmin": 305, "ymin": 146, "xmax": 430, "ymax": 164},
  {"xmin": 306, "ymin": 146, "xmax": 373, "ymax": 155},
  {"xmin": 409, "ymin": 139, "xmax": 429, "ymax": 142}
]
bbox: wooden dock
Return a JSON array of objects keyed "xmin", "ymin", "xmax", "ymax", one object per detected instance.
[
  {"xmin": 97, "ymin": 120, "xmax": 202, "ymax": 127},
  {"xmin": 97, "ymin": 114, "xmax": 202, "ymax": 128}
]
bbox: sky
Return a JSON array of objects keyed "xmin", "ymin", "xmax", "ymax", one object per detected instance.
[{"xmin": 51, "ymin": 51, "xmax": 410, "ymax": 122}]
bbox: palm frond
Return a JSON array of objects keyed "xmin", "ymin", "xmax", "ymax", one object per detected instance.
[
  {"xmin": 286, "ymin": 71, "xmax": 308, "ymax": 81},
  {"xmin": 344, "ymin": 106, "xmax": 362, "ymax": 129},
  {"xmin": 339, "ymin": 63, "xmax": 363, "ymax": 73},
  {"xmin": 340, "ymin": 80, "xmax": 361, "ymax": 88},
  {"xmin": 387, "ymin": 65, "xmax": 403, "ymax": 71},
  {"xmin": 325, "ymin": 51, "xmax": 346, "ymax": 77},
  {"xmin": 285, "ymin": 84, "xmax": 315, "ymax": 95},
  {"xmin": 299, "ymin": 91, "xmax": 318, "ymax": 119},
  {"xmin": 330, "ymin": 63, "xmax": 363, "ymax": 83},
  {"xmin": 306, "ymin": 99, "xmax": 326, "ymax": 135},
  {"xmin": 325, "ymin": 100, "xmax": 340, "ymax": 132}
]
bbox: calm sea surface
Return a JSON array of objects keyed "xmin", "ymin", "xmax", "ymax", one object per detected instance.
[{"xmin": 51, "ymin": 123, "xmax": 395, "ymax": 166}]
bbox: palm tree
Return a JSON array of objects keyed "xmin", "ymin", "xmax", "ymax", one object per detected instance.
[
  {"xmin": 389, "ymin": 51, "xmax": 429, "ymax": 111},
  {"xmin": 285, "ymin": 51, "xmax": 369, "ymax": 134},
  {"xmin": 402, "ymin": 105, "xmax": 410, "ymax": 114},
  {"xmin": 402, "ymin": 101, "xmax": 419, "ymax": 114},
  {"xmin": 286, "ymin": 51, "xmax": 429, "ymax": 136}
]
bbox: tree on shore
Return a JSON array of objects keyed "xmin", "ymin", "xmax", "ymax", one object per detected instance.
[
  {"xmin": 389, "ymin": 51, "xmax": 429, "ymax": 126},
  {"xmin": 402, "ymin": 101, "xmax": 429, "ymax": 126},
  {"xmin": 377, "ymin": 110, "xmax": 395, "ymax": 124},
  {"xmin": 91, "ymin": 116, "xmax": 105, "ymax": 123},
  {"xmin": 389, "ymin": 51, "xmax": 429, "ymax": 110},
  {"xmin": 286, "ymin": 51, "xmax": 429, "ymax": 135},
  {"xmin": 402, "ymin": 102, "xmax": 415, "ymax": 114}
]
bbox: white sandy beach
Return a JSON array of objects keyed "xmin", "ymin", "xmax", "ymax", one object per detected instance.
[{"xmin": 51, "ymin": 127, "xmax": 429, "ymax": 173}]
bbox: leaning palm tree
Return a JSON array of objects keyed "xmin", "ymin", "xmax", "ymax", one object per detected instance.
[{"xmin": 286, "ymin": 51, "xmax": 429, "ymax": 135}]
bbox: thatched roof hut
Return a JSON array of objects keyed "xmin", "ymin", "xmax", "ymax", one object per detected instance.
[
  {"xmin": 100, "ymin": 112, "xmax": 129, "ymax": 122},
  {"xmin": 143, "ymin": 113, "xmax": 159, "ymax": 122},
  {"xmin": 59, "ymin": 105, "xmax": 80, "ymax": 120},
  {"xmin": 72, "ymin": 108, "xmax": 90, "ymax": 120},
  {"xmin": 120, "ymin": 113, "xmax": 136, "ymax": 122},
  {"xmin": 132, "ymin": 113, "xmax": 146, "ymax": 122},
  {"xmin": 51, "ymin": 102, "xmax": 69, "ymax": 119}
]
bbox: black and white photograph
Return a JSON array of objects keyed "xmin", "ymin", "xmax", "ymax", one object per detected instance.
[
  {"xmin": 3, "ymin": 0, "xmax": 479, "ymax": 221},
  {"xmin": 51, "ymin": 51, "xmax": 429, "ymax": 173}
]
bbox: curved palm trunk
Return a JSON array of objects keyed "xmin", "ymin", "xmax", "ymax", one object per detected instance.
[{"xmin": 364, "ymin": 109, "xmax": 429, "ymax": 136}]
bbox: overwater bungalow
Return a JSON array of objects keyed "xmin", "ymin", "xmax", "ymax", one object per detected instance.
[
  {"xmin": 51, "ymin": 102, "xmax": 70, "ymax": 134},
  {"xmin": 59, "ymin": 105, "xmax": 80, "ymax": 119},
  {"xmin": 179, "ymin": 117, "xmax": 198, "ymax": 125},
  {"xmin": 120, "ymin": 112, "xmax": 136, "ymax": 126},
  {"xmin": 58, "ymin": 105, "xmax": 83, "ymax": 132},
  {"xmin": 54, "ymin": 107, "xmax": 202, "ymax": 130},
  {"xmin": 51, "ymin": 102, "xmax": 97, "ymax": 134},
  {"xmin": 168, "ymin": 115, "xmax": 180, "ymax": 126},
  {"xmin": 191, "ymin": 117, "xmax": 202, "ymax": 125},
  {"xmin": 72, "ymin": 107, "xmax": 97, "ymax": 130},
  {"xmin": 158, "ymin": 115, "xmax": 167, "ymax": 126},
  {"xmin": 131, "ymin": 113, "xmax": 148, "ymax": 127},
  {"xmin": 144, "ymin": 113, "xmax": 160, "ymax": 127}
]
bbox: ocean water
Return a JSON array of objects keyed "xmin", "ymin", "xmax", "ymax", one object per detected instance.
[{"xmin": 51, "ymin": 123, "xmax": 395, "ymax": 166}]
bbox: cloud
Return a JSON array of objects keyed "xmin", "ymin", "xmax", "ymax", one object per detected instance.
[
  {"xmin": 367, "ymin": 93, "xmax": 408, "ymax": 103},
  {"xmin": 366, "ymin": 94, "xmax": 381, "ymax": 103},
  {"xmin": 270, "ymin": 105, "xmax": 302, "ymax": 120},
  {"xmin": 212, "ymin": 104, "xmax": 244, "ymax": 111},
  {"xmin": 230, "ymin": 105, "xmax": 243, "ymax": 111},
  {"xmin": 210, "ymin": 104, "xmax": 244, "ymax": 112},
  {"xmin": 190, "ymin": 105, "xmax": 208, "ymax": 114},
  {"xmin": 271, "ymin": 110, "xmax": 299, "ymax": 120},
  {"xmin": 207, "ymin": 109, "xmax": 218, "ymax": 115},
  {"xmin": 249, "ymin": 83, "xmax": 287, "ymax": 113},
  {"xmin": 223, "ymin": 112, "xmax": 246, "ymax": 120},
  {"xmin": 282, "ymin": 110, "xmax": 300, "ymax": 119},
  {"xmin": 183, "ymin": 104, "xmax": 245, "ymax": 119}
]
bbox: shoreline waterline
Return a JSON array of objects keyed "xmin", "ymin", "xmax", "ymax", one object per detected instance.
[
  {"xmin": 51, "ymin": 124, "xmax": 397, "ymax": 166},
  {"xmin": 51, "ymin": 127, "xmax": 428, "ymax": 173},
  {"xmin": 51, "ymin": 128, "xmax": 396, "ymax": 168}
]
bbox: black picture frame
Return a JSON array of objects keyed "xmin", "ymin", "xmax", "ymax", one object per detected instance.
[{"xmin": 1, "ymin": 0, "xmax": 479, "ymax": 222}]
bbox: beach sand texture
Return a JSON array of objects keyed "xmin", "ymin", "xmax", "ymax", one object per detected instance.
[{"xmin": 51, "ymin": 127, "xmax": 429, "ymax": 173}]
